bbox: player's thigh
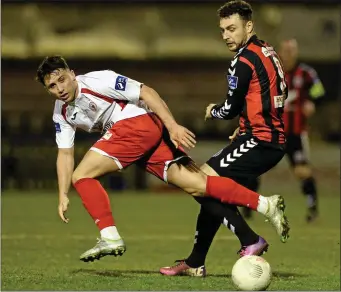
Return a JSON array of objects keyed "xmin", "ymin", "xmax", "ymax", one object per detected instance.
[
  {"xmin": 72, "ymin": 150, "xmax": 121, "ymax": 183},
  {"xmin": 200, "ymin": 163, "xmax": 219, "ymax": 176},
  {"xmin": 206, "ymin": 136, "xmax": 284, "ymax": 184},
  {"xmin": 206, "ymin": 136, "xmax": 260, "ymax": 182},
  {"xmin": 141, "ymin": 127, "xmax": 190, "ymax": 181},
  {"xmin": 140, "ymin": 129, "xmax": 207, "ymax": 195},
  {"xmin": 94, "ymin": 114, "xmax": 162, "ymax": 167},
  {"xmin": 167, "ymin": 162, "xmax": 207, "ymax": 196}
]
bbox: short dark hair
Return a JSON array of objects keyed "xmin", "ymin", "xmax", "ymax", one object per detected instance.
[
  {"xmin": 36, "ymin": 55, "xmax": 70, "ymax": 85},
  {"xmin": 218, "ymin": 0, "xmax": 253, "ymax": 22}
]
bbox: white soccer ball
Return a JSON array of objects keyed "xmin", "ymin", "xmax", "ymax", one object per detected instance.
[{"xmin": 231, "ymin": 255, "xmax": 272, "ymax": 291}]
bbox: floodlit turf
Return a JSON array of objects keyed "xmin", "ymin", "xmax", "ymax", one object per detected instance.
[{"xmin": 2, "ymin": 183, "xmax": 340, "ymax": 290}]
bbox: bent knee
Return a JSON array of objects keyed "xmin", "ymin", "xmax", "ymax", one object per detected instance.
[
  {"xmin": 71, "ymin": 171, "xmax": 82, "ymax": 185},
  {"xmin": 293, "ymin": 165, "xmax": 312, "ymax": 179},
  {"xmin": 71, "ymin": 169, "xmax": 93, "ymax": 185},
  {"xmin": 183, "ymin": 174, "xmax": 208, "ymax": 196},
  {"xmin": 183, "ymin": 188, "xmax": 203, "ymax": 197}
]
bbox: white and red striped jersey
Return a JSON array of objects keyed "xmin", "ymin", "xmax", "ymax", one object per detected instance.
[{"xmin": 52, "ymin": 70, "xmax": 151, "ymax": 148}]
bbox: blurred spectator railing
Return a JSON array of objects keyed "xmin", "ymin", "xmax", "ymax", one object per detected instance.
[{"xmin": 2, "ymin": 3, "xmax": 340, "ymax": 61}]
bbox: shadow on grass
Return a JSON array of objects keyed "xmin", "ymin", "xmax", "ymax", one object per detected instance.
[{"xmin": 72, "ymin": 269, "xmax": 306, "ymax": 279}]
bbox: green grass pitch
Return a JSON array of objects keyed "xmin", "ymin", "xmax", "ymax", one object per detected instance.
[{"xmin": 2, "ymin": 182, "xmax": 340, "ymax": 290}]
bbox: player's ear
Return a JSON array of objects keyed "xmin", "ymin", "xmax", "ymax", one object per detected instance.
[{"xmin": 246, "ymin": 21, "xmax": 253, "ymax": 33}]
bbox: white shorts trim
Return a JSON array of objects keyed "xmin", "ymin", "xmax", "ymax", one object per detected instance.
[
  {"xmin": 90, "ymin": 147, "xmax": 123, "ymax": 169},
  {"xmin": 163, "ymin": 156, "xmax": 188, "ymax": 183}
]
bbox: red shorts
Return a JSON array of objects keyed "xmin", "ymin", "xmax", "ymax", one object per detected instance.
[{"xmin": 90, "ymin": 113, "xmax": 189, "ymax": 182}]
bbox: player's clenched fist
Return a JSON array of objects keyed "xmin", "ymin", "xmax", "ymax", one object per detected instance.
[
  {"xmin": 58, "ymin": 195, "xmax": 70, "ymax": 223},
  {"xmin": 168, "ymin": 123, "xmax": 196, "ymax": 149},
  {"xmin": 205, "ymin": 103, "xmax": 217, "ymax": 120}
]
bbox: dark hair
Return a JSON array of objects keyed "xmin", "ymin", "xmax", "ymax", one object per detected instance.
[
  {"xmin": 218, "ymin": 0, "xmax": 253, "ymax": 22},
  {"xmin": 36, "ymin": 55, "xmax": 70, "ymax": 85}
]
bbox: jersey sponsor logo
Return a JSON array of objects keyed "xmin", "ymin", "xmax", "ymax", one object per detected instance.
[
  {"xmin": 115, "ymin": 75, "xmax": 128, "ymax": 91},
  {"xmin": 54, "ymin": 122, "xmax": 61, "ymax": 133},
  {"xmin": 89, "ymin": 101, "xmax": 97, "ymax": 112},
  {"xmin": 274, "ymin": 95, "xmax": 285, "ymax": 108},
  {"xmin": 227, "ymin": 75, "xmax": 238, "ymax": 90}
]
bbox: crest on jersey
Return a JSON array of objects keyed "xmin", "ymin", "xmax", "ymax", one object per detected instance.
[
  {"xmin": 89, "ymin": 101, "xmax": 97, "ymax": 112},
  {"xmin": 227, "ymin": 75, "xmax": 238, "ymax": 90},
  {"xmin": 115, "ymin": 75, "xmax": 128, "ymax": 91},
  {"xmin": 54, "ymin": 122, "xmax": 61, "ymax": 133}
]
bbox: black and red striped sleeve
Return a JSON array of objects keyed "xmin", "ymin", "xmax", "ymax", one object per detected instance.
[{"xmin": 211, "ymin": 57, "xmax": 253, "ymax": 120}]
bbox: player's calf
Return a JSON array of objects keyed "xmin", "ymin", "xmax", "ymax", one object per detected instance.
[{"xmin": 294, "ymin": 165, "xmax": 319, "ymax": 222}]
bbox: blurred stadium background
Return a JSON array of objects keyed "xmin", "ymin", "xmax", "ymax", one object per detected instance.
[
  {"xmin": 2, "ymin": 0, "xmax": 340, "ymax": 191},
  {"xmin": 1, "ymin": 0, "xmax": 340, "ymax": 290}
]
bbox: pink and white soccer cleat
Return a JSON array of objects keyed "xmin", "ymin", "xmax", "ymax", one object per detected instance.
[{"xmin": 160, "ymin": 260, "xmax": 206, "ymax": 277}]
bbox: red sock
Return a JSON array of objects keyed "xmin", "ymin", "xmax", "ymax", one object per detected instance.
[
  {"xmin": 73, "ymin": 178, "xmax": 115, "ymax": 230},
  {"xmin": 206, "ymin": 176, "xmax": 259, "ymax": 210}
]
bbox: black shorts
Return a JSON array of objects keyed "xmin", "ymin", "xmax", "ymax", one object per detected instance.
[
  {"xmin": 286, "ymin": 133, "xmax": 310, "ymax": 166},
  {"xmin": 206, "ymin": 134, "xmax": 285, "ymax": 190}
]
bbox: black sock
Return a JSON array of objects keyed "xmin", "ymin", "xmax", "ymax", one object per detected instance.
[
  {"xmin": 185, "ymin": 204, "xmax": 221, "ymax": 268},
  {"xmin": 301, "ymin": 176, "xmax": 318, "ymax": 208},
  {"xmin": 199, "ymin": 197, "xmax": 260, "ymax": 245},
  {"xmin": 197, "ymin": 197, "xmax": 259, "ymax": 245},
  {"xmin": 186, "ymin": 197, "xmax": 259, "ymax": 267}
]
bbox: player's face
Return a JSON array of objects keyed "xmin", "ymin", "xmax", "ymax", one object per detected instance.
[
  {"xmin": 279, "ymin": 40, "xmax": 298, "ymax": 71},
  {"xmin": 220, "ymin": 14, "xmax": 253, "ymax": 52},
  {"xmin": 44, "ymin": 69, "xmax": 78, "ymax": 103}
]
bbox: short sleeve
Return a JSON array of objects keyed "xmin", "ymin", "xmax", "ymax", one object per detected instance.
[
  {"xmin": 53, "ymin": 102, "xmax": 76, "ymax": 148},
  {"xmin": 88, "ymin": 70, "xmax": 143, "ymax": 104}
]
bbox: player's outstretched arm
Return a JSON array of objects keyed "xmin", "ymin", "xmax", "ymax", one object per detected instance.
[
  {"xmin": 139, "ymin": 85, "xmax": 196, "ymax": 149},
  {"xmin": 56, "ymin": 147, "xmax": 74, "ymax": 223}
]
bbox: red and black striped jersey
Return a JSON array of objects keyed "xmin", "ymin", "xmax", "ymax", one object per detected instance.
[
  {"xmin": 283, "ymin": 63, "xmax": 325, "ymax": 135},
  {"xmin": 211, "ymin": 35, "xmax": 287, "ymax": 144}
]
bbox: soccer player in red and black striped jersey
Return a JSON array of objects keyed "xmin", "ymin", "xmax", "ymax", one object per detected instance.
[
  {"xmin": 160, "ymin": 0, "xmax": 289, "ymax": 277},
  {"xmin": 281, "ymin": 39, "xmax": 324, "ymax": 221},
  {"xmin": 243, "ymin": 39, "xmax": 324, "ymax": 222}
]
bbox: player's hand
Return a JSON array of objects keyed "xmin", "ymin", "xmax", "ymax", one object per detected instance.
[
  {"xmin": 302, "ymin": 100, "xmax": 315, "ymax": 118},
  {"xmin": 229, "ymin": 127, "xmax": 240, "ymax": 143},
  {"xmin": 169, "ymin": 123, "xmax": 196, "ymax": 149},
  {"xmin": 205, "ymin": 104, "xmax": 217, "ymax": 120},
  {"xmin": 58, "ymin": 195, "xmax": 70, "ymax": 223}
]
